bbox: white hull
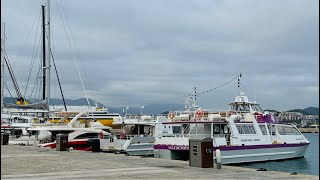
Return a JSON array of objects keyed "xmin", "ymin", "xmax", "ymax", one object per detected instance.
[
  {"xmin": 220, "ymin": 144, "xmax": 309, "ymax": 164},
  {"xmin": 154, "ymin": 143, "xmax": 309, "ymax": 164}
]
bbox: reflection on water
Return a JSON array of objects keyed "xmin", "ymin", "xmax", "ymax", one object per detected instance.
[{"xmin": 237, "ymin": 133, "xmax": 319, "ymax": 175}]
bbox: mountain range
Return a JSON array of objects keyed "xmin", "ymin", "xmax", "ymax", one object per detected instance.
[{"xmin": 3, "ymin": 97, "xmax": 319, "ymax": 115}]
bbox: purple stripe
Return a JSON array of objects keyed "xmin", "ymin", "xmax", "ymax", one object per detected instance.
[
  {"xmin": 163, "ymin": 121, "xmax": 228, "ymax": 124},
  {"xmin": 153, "ymin": 143, "xmax": 309, "ymax": 151}
]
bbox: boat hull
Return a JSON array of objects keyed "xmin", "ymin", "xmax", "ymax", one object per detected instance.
[
  {"xmin": 126, "ymin": 143, "xmax": 154, "ymax": 156},
  {"xmin": 154, "ymin": 143, "xmax": 309, "ymax": 164},
  {"xmin": 41, "ymin": 139, "xmax": 92, "ymax": 151}
]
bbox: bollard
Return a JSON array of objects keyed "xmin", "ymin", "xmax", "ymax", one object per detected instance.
[
  {"xmin": 88, "ymin": 138, "xmax": 101, "ymax": 152},
  {"xmin": 56, "ymin": 134, "xmax": 68, "ymax": 151},
  {"xmin": 215, "ymin": 149, "xmax": 222, "ymax": 169},
  {"xmin": 1, "ymin": 133, "xmax": 9, "ymax": 145}
]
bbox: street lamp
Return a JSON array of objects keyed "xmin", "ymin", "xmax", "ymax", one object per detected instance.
[{"xmin": 141, "ymin": 106, "xmax": 144, "ymax": 115}]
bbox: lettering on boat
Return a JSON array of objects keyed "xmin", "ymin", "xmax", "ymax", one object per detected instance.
[
  {"xmin": 240, "ymin": 139, "xmax": 261, "ymax": 142},
  {"xmin": 168, "ymin": 145, "xmax": 189, "ymax": 150}
]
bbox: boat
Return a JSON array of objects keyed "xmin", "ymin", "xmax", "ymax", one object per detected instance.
[
  {"xmin": 153, "ymin": 92, "xmax": 310, "ymax": 164},
  {"xmin": 1, "ymin": 0, "xmax": 57, "ymax": 134},
  {"xmin": 11, "ymin": 111, "xmax": 112, "ymax": 147},
  {"xmin": 49, "ymin": 106, "xmax": 121, "ymax": 127},
  {"xmin": 38, "ymin": 128, "xmax": 110, "ymax": 151},
  {"xmin": 101, "ymin": 114, "xmax": 167, "ymax": 156}
]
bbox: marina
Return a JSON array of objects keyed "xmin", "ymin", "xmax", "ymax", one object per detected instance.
[
  {"xmin": 1, "ymin": 145, "xmax": 318, "ymax": 180},
  {"xmin": 1, "ymin": 0, "xmax": 318, "ymax": 179}
]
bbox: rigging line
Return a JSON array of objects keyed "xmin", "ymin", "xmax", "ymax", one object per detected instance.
[
  {"xmin": 58, "ymin": 0, "xmax": 89, "ymax": 82},
  {"xmin": 10, "ymin": 7, "xmax": 41, "ymax": 72},
  {"xmin": 58, "ymin": 0, "xmax": 91, "ymax": 106},
  {"xmin": 24, "ymin": 17, "xmax": 42, "ymax": 101},
  {"xmin": 3, "ymin": 82, "xmax": 15, "ymax": 103},
  {"xmin": 3, "ymin": 51, "xmax": 23, "ymax": 98},
  {"xmin": 28, "ymin": 61, "xmax": 42, "ymax": 100},
  {"xmin": 50, "ymin": 49, "xmax": 67, "ymax": 111},
  {"xmin": 55, "ymin": 0, "xmax": 90, "ymax": 107},
  {"xmin": 196, "ymin": 73, "xmax": 241, "ymax": 96}
]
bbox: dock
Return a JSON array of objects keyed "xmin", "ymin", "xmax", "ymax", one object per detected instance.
[{"xmin": 1, "ymin": 145, "xmax": 318, "ymax": 180}]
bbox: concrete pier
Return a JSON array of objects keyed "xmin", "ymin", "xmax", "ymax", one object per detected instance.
[{"xmin": 1, "ymin": 145, "xmax": 318, "ymax": 180}]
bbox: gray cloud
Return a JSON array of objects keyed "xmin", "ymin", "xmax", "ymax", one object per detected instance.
[{"xmin": 2, "ymin": 0, "xmax": 318, "ymax": 111}]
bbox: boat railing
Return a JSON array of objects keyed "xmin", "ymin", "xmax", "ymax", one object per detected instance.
[
  {"xmin": 116, "ymin": 134, "xmax": 152, "ymax": 140},
  {"xmin": 121, "ymin": 114, "xmax": 165, "ymax": 122},
  {"xmin": 169, "ymin": 110, "xmax": 231, "ymax": 122},
  {"xmin": 162, "ymin": 133, "xmax": 211, "ymax": 138}
]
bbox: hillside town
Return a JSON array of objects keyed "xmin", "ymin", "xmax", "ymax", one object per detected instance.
[{"xmin": 275, "ymin": 111, "xmax": 319, "ymax": 128}]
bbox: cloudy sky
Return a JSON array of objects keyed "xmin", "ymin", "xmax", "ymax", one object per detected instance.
[{"xmin": 1, "ymin": 0, "xmax": 319, "ymax": 111}]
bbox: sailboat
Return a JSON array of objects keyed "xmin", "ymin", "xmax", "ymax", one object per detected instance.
[{"xmin": 1, "ymin": 1, "xmax": 54, "ymax": 137}]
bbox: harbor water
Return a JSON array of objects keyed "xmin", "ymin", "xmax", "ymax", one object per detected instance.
[{"xmin": 237, "ymin": 133, "xmax": 319, "ymax": 175}]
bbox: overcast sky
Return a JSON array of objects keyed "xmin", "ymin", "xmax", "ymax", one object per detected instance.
[{"xmin": 1, "ymin": 0, "xmax": 319, "ymax": 111}]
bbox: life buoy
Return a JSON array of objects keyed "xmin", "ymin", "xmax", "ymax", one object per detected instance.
[
  {"xmin": 168, "ymin": 112, "xmax": 175, "ymax": 119},
  {"xmin": 195, "ymin": 110, "xmax": 203, "ymax": 119},
  {"xmin": 120, "ymin": 132, "xmax": 125, "ymax": 139},
  {"xmin": 99, "ymin": 132, "xmax": 104, "ymax": 139}
]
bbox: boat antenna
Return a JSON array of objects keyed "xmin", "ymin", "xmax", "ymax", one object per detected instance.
[
  {"xmin": 238, "ymin": 73, "xmax": 242, "ymax": 94},
  {"xmin": 193, "ymin": 87, "xmax": 197, "ymax": 108}
]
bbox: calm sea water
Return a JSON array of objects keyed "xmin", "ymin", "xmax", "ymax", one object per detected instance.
[{"xmin": 237, "ymin": 133, "xmax": 319, "ymax": 175}]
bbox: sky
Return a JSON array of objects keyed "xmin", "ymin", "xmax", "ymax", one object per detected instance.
[{"xmin": 1, "ymin": 0, "xmax": 319, "ymax": 111}]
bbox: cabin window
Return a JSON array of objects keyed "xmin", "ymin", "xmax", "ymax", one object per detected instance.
[
  {"xmin": 277, "ymin": 126, "xmax": 286, "ymax": 135},
  {"xmin": 223, "ymin": 125, "xmax": 229, "ymax": 134},
  {"xmin": 270, "ymin": 125, "xmax": 276, "ymax": 135},
  {"xmin": 214, "ymin": 125, "xmax": 220, "ymax": 134},
  {"xmin": 248, "ymin": 126, "xmax": 256, "ymax": 134},
  {"xmin": 236, "ymin": 125, "xmax": 243, "ymax": 134},
  {"xmin": 183, "ymin": 124, "xmax": 190, "ymax": 134},
  {"xmin": 276, "ymin": 125, "xmax": 301, "ymax": 135},
  {"xmin": 172, "ymin": 126, "xmax": 181, "ymax": 134},
  {"xmin": 259, "ymin": 125, "xmax": 268, "ymax": 135},
  {"xmin": 242, "ymin": 125, "xmax": 250, "ymax": 134},
  {"xmin": 284, "ymin": 126, "xmax": 300, "ymax": 135},
  {"xmin": 236, "ymin": 125, "xmax": 256, "ymax": 134},
  {"xmin": 74, "ymin": 133, "xmax": 99, "ymax": 139},
  {"xmin": 292, "ymin": 127, "xmax": 301, "ymax": 135}
]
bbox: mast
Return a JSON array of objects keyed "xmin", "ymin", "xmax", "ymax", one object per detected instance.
[
  {"xmin": 41, "ymin": 5, "xmax": 46, "ymax": 102},
  {"xmin": 46, "ymin": 0, "xmax": 51, "ymax": 113},
  {"xmin": 1, "ymin": 22, "xmax": 5, "ymax": 111}
]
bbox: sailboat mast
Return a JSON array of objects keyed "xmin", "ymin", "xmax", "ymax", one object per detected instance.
[
  {"xmin": 1, "ymin": 22, "xmax": 5, "ymax": 111},
  {"xmin": 46, "ymin": 0, "xmax": 51, "ymax": 112},
  {"xmin": 41, "ymin": 5, "xmax": 46, "ymax": 102}
]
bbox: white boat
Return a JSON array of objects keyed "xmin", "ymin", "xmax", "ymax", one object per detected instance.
[
  {"xmin": 153, "ymin": 92, "xmax": 310, "ymax": 164},
  {"xmin": 39, "ymin": 128, "xmax": 110, "ymax": 151},
  {"xmin": 102, "ymin": 114, "xmax": 167, "ymax": 156},
  {"xmin": 9, "ymin": 111, "xmax": 111, "ymax": 146}
]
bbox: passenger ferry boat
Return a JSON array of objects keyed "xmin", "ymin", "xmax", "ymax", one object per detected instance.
[{"xmin": 153, "ymin": 92, "xmax": 310, "ymax": 164}]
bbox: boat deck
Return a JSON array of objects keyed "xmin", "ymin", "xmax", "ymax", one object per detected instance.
[{"xmin": 1, "ymin": 145, "xmax": 318, "ymax": 179}]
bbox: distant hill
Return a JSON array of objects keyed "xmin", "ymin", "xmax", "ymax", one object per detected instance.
[
  {"xmin": 4, "ymin": 97, "xmax": 318, "ymax": 115},
  {"xmin": 287, "ymin": 107, "xmax": 319, "ymax": 115},
  {"xmin": 264, "ymin": 109, "xmax": 280, "ymax": 113},
  {"xmin": 108, "ymin": 104, "xmax": 185, "ymax": 115},
  {"xmin": 3, "ymin": 97, "xmax": 104, "ymax": 107},
  {"xmin": 303, "ymin": 107, "xmax": 319, "ymax": 115}
]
